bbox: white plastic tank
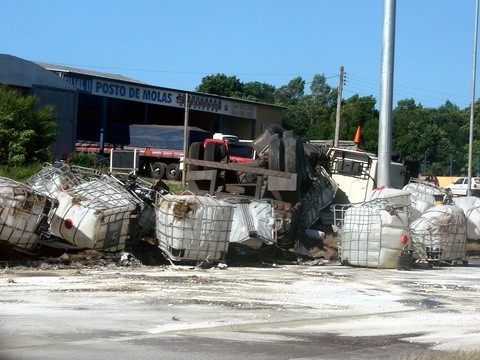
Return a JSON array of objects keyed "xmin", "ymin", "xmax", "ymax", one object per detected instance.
[
  {"xmin": 156, "ymin": 194, "xmax": 234, "ymax": 261},
  {"xmin": 340, "ymin": 199, "xmax": 410, "ymax": 268}
]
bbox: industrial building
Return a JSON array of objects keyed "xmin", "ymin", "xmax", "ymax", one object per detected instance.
[{"xmin": 0, "ymin": 54, "xmax": 283, "ymax": 160}]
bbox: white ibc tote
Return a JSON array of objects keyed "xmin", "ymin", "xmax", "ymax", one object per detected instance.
[
  {"xmin": 410, "ymin": 205, "xmax": 466, "ymax": 262},
  {"xmin": 156, "ymin": 194, "xmax": 234, "ymax": 262},
  {"xmin": 339, "ymin": 198, "xmax": 410, "ymax": 268},
  {"xmin": 0, "ymin": 176, "xmax": 57, "ymax": 251},
  {"xmin": 27, "ymin": 162, "xmax": 82, "ymax": 198},
  {"xmin": 49, "ymin": 175, "xmax": 143, "ymax": 252}
]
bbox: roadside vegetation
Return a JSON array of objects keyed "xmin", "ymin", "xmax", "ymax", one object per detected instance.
[{"xmin": 197, "ymin": 74, "xmax": 480, "ymax": 176}]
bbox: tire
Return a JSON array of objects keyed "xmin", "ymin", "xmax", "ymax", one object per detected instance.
[
  {"xmin": 188, "ymin": 142, "xmax": 204, "ymax": 171},
  {"xmin": 266, "ymin": 124, "xmax": 285, "ymax": 137},
  {"xmin": 284, "ymin": 137, "xmax": 308, "ymax": 193},
  {"xmin": 166, "ymin": 163, "xmax": 181, "ymax": 181},
  {"xmin": 284, "ymin": 137, "xmax": 305, "ymax": 174},
  {"xmin": 268, "ymin": 137, "xmax": 285, "ymax": 171},
  {"xmin": 150, "ymin": 162, "xmax": 166, "ymax": 179},
  {"xmin": 204, "ymin": 142, "xmax": 228, "ymax": 162}
]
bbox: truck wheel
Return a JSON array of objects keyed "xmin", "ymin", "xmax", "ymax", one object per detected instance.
[
  {"xmin": 204, "ymin": 142, "xmax": 228, "ymax": 162},
  {"xmin": 151, "ymin": 162, "xmax": 166, "ymax": 179},
  {"xmin": 268, "ymin": 137, "xmax": 285, "ymax": 171},
  {"xmin": 188, "ymin": 142, "xmax": 204, "ymax": 171},
  {"xmin": 284, "ymin": 137, "xmax": 306, "ymax": 174},
  {"xmin": 166, "ymin": 163, "xmax": 181, "ymax": 181},
  {"xmin": 266, "ymin": 124, "xmax": 285, "ymax": 137},
  {"xmin": 284, "ymin": 137, "xmax": 308, "ymax": 195}
]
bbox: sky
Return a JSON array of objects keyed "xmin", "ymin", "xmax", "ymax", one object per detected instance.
[{"xmin": 1, "ymin": 0, "xmax": 478, "ymax": 109}]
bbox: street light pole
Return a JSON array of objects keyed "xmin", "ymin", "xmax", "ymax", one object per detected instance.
[
  {"xmin": 468, "ymin": 0, "xmax": 479, "ymax": 196},
  {"xmin": 377, "ymin": 0, "xmax": 396, "ymax": 188}
]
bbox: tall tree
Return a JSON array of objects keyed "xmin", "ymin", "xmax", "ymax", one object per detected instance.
[{"xmin": 274, "ymin": 76, "xmax": 305, "ymax": 104}]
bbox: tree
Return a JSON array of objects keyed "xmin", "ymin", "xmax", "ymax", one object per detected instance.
[
  {"xmin": 243, "ymin": 81, "xmax": 276, "ymax": 103},
  {"xmin": 274, "ymin": 76, "xmax": 305, "ymax": 104},
  {"xmin": 392, "ymin": 98, "xmax": 457, "ymax": 175},
  {"xmin": 195, "ymin": 74, "xmax": 244, "ymax": 97},
  {"xmin": 310, "ymin": 74, "xmax": 335, "ymax": 106},
  {"xmin": 339, "ymin": 95, "xmax": 379, "ymax": 152},
  {"xmin": 0, "ymin": 85, "xmax": 58, "ymax": 166}
]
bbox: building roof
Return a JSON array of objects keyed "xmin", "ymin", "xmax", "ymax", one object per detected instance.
[
  {"xmin": 33, "ymin": 59, "xmax": 284, "ymax": 108},
  {"xmin": 34, "ymin": 61, "xmax": 147, "ymax": 85}
]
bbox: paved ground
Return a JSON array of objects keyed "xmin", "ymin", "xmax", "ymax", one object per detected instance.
[{"xmin": 1, "ymin": 258, "xmax": 480, "ymax": 360}]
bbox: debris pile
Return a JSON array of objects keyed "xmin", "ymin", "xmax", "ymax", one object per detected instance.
[{"xmin": 0, "ymin": 126, "xmax": 478, "ymax": 269}]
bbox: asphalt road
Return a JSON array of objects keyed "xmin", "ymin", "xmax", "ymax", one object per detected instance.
[{"xmin": 1, "ymin": 259, "xmax": 480, "ymax": 360}]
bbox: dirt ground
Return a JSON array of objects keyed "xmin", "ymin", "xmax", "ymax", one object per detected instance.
[{"xmin": 1, "ymin": 244, "xmax": 480, "ymax": 360}]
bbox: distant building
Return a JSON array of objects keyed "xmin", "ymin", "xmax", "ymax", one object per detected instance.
[{"xmin": 0, "ymin": 54, "xmax": 283, "ymax": 160}]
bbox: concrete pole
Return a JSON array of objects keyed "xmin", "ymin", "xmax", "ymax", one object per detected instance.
[
  {"xmin": 377, "ymin": 0, "xmax": 396, "ymax": 188},
  {"xmin": 468, "ymin": 0, "xmax": 479, "ymax": 196},
  {"xmin": 334, "ymin": 66, "xmax": 344, "ymax": 148},
  {"xmin": 181, "ymin": 93, "xmax": 190, "ymax": 186}
]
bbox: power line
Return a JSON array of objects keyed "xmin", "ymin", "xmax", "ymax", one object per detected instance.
[{"xmin": 40, "ymin": 60, "xmax": 473, "ymax": 107}]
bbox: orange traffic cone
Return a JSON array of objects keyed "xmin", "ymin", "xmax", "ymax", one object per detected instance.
[{"xmin": 353, "ymin": 126, "xmax": 361, "ymax": 144}]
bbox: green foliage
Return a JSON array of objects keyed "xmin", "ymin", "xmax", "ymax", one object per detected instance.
[
  {"xmin": 194, "ymin": 72, "xmax": 480, "ymax": 176},
  {"xmin": 0, "ymin": 85, "xmax": 58, "ymax": 167},
  {"xmin": 242, "ymin": 81, "xmax": 276, "ymax": 103},
  {"xmin": 195, "ymin": 74, "xmax": 244, "ymax": 97},
  {"xmin": 69, "ymin": 152, "xmax": 109, "ymax": 169},
  {"xmin": 274, "ymin": 76, "xmax": 305, "ymax": 104},
  {"xmin": 392, "ymin": 99, "xmax": 464, "ymax": 175}
]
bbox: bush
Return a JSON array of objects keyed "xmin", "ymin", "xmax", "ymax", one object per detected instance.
[
  {"xmin": 68, "ymin": 152, "xmax": 109, "ymax": 169},
  {"xmin": 0, "ymin": 85, "xmax": 58, "ymax": 167}
]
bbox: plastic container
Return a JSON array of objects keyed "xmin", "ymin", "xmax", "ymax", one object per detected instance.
[
  {"xmin": 226, "ymin": 198, "xmax": 275, "ymax": 249},
  {"xmin": 27, "ymin": 162, "xmax": 82, "ymax": 198},
  {"xmin": 339, "ymin": 199, "xmax": 410, "ymax": 268},
  {"xmin": 410, "ymin": 205, "xmax": 466, "ymax": 262},
  {"xmin": 0, "ymin": 176, "xmax": 57, "ymax": 251},
  {"xmin": 155, "ymin": 194, "xmax": 233, "ymax": 261},
  {"xmin": 452, "ymin": 196, "xmax": 480, "ymax": 240},
  {"xmin": 49, "ymin": 175, "xmax": 144, "ymax": 252}
]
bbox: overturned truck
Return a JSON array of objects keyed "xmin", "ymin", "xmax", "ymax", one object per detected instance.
[{"xmin": 184, "ymin": 127, "xmax": 338, "ymax": 254}]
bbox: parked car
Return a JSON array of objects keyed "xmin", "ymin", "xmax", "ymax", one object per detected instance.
[
  {"xmin": 446, "ymin": 177, "xmax": 480, "ymax": 196},
  {"xmin": 419, "ymin": 173, "xmax": 439, "ymax": 187}
]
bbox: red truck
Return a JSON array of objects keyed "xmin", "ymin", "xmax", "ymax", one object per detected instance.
[{"xmin": 75, "ymin": 125, "xmax": 254, "ymax": 180}]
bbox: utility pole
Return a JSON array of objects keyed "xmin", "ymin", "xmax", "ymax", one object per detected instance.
[
  {"xmin": 181, "ymin": 93, "xmax": 190, "ymax": 186},
  {"xmin": 334, "ymin": 66, "xmax": 344, "ymax": 148}
]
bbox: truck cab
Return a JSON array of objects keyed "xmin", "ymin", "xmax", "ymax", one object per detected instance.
[
  {"xmin": 327, "ymin": 147, "xmax": 407, "ymax": 203},
  {"xmin": 204, "ymin": 134, "xmax": 255, "ymax": 163}
]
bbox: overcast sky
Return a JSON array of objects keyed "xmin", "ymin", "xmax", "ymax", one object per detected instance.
[{"xmin": 1, "ymin": 0, "xmax": 478, "ymax": 109}]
